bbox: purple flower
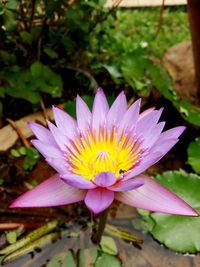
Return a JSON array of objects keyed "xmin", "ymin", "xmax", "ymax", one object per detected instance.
[{"xmin": 10, "ymin": 88, "xmax": 198, "ymax": 216}]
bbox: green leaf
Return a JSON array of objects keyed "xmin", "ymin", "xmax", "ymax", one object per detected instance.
[
  {"xmin": 63, "ymin": 250, "xmax": 76, "ymax": 267},
  {"xmin": 30, "ymin": 62, "xmax": 43, "ymax": 79},
  {"xmin": 23, "ymin": 147, "xmax": 40, "ymax": 171},
  {"xmin": 10, "ymin": 149, "xmax": 21, "ymax": 158},
  {"xmin": 6, "ymin": 227, "xmax": 24, "ymax": 245},
  {"xmin": 100, "ymin": 236, "xmax": 118, "ymax": 255},
  {"xmin": 78, "ymin": 247, "xmax": 98, "ymax": 267},
  {"xmin": 148, "ymin": 170, "xmax": 200, "ymax": 253},
  {"xmin": 47, "ymin": 256, "xmax": 62, "ymax": 267},
  {"xmin": 101, "ymin": 64, "xmax": 123, "ymax": 84},
  {"xmin": 188, "ymin": 137, "xmax": 200, "ymax": 174},
  {"xmin": 18, "ymin": 146, "xmax": 27, "ymax": 156},
  {"xmin": 20, "ymin": 31, "xmax": 33, "ymax": 44},
  {"xmin": 44, "ymin": 47, "xmax": 58, "ymax": 59},
  {"xmin": 64, "ymin": 99, "xmax": 76, "ymax": 118},
  {"xmin": 0, "ymin": 178, "xmax": 4, "ymax": 185},
  {"xmin": 95, "ymin": 252, "xmax": 122, "ymax": 267}
]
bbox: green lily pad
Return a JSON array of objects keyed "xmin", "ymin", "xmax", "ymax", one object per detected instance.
[
  {"xmin": 187, "ymin": 137, "xmax": 200, "ymax": 174},
  {"xmin": 100, "ymin": 236, "xmax": 118, "ymax": 255},
  {"xmin": 149, "ymin": 170, "xmax": 200, "ymax": 253},
  {"xmin": 78, "ymin": 247, "xmax": 98, "ymax": 267},
  {"xmin": 95, "ymin": 252, "xmax": 122, "ymax": 267}
]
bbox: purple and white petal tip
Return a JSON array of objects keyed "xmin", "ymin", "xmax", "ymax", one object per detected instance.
[
  {"xmin": 116, "ymin": 176, "xmax": 198, "ymax": 217},
  {"xmin": 10, "ymin": 174, "xmax": 86, "ymax": 208}
]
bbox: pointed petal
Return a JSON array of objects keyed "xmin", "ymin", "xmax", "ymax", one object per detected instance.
[
  {"xmin": 84, "ymin": 188, "xmax": 114, "ymax": 214},
  {"xmin": 28, "ymin": 122, "xmax": 57, "ymax": 146},
  {"xmin": 31, "ymin": 140, "xmax": 63, "ymax": 159},
  {"xmin": 61, "ymin": 173, "xmax": 96, "ymax": 189},
  {"xmin": 136, "ymin": 108, "xmax": 163, "ymax": 137},
  {"xmin": 125, "ymin": 138, "xmax": 180, "ymax": 180},
  {"xmin": 47, "ymin": 120, "xmax": 68, "ymax": 151},
  {"xmin": 53, "ymin": 106, "xmax": 77, "ymax": 139},
  {"xmin": 157, "ymin": 126, "xmax": 186, "ymax": 143},
  {"xmin": 94, "ymin": 172, "xmax": 116, "ymax": 187},
  {"xmin": 10, "ymin": 174, "xmax": 86, "ymax": 208},
  {"xmin": 124, "ymin": 152, "xmax": 164, "ymax": 179},
  {"xmin": 107, "ymin": 92, "xmax": 127, "ymax": 129},
  {"xmin": 115, "ymin": 176, "xmax": 198, "ymax": 216},
  {"xmin": 109, "ymin": 177, "xmax": 144, "ymax": 192},
  {"xmin": 76, "ymin": 95, "xmax": 92, "ymax": 134},
  {"xmin": 141, "ymin": 122, "xmax": 165, "ymax": 150},
  {"xmin": 139, "ymin": 107, "xmax": 155, "ymax": 120},
  {"xmin": 92, "ymin": 88, "xmax": 109, "ymax": 132},
  {"xmin": 118, "ymin": 99, "xmax": 141, "ymax": 135}
]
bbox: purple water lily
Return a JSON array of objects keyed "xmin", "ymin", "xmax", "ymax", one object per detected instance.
[{"xmin": 10, "ymin": 88, "xmax": 197, "ymax": 216}]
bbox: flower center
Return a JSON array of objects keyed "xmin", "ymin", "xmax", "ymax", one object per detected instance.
[{"xmin": 66, "ymin": 127, "xmax": 142, "ymax": 180}]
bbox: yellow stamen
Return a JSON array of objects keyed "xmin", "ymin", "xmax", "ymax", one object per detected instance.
[{"xmin": 66, "ymin": 127, "xmax": 142, "ymax": 180}]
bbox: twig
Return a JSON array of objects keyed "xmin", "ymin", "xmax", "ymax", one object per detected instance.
[
  {"xmin": 40, "ymin": 97, "xmax": 49, "ymax": 122},
  {"xmin": 19, "ymin": 0, "xmax": 28, "ymax": 30},
  {"xmin": 156, "ymin": 0, "xmax": 165, "ymax": 36},
  {"xmin": 6, "ymin": 118, "xmax": 30, "ymax": 148},
  {"xmin": 29, "ymin": 0, "xmax": 36, "ymax": 29}
]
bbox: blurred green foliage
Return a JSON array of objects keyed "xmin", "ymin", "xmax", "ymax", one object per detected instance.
[{"xmin": 0, "ymin": 1, "xmax": 190, "ymax": 114}]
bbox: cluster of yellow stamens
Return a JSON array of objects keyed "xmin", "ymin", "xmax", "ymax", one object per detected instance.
[{"xmin": 66, "ymin": 127, "xmax": 142, "ymax": 181}]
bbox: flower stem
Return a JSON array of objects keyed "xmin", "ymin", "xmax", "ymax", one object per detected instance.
[{"xmin": 95, "ymin": 209, "xmax": 108, "ymax": 244}]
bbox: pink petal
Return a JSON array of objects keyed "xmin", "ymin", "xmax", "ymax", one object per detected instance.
[
  {"xmin": 53, "ymin": 106, "xmax": 77, "ymax": 140},
  {"xmin": 157, "ymin": 126, "xmax": 186, "ymax": 143},
  {"xmin": 139, "ymin": 107, "xmax": 155, "ymax": 120},
  {"xmin": 118, "ymin": 99, "xmax": 141, "ymax": 135},
  {"xmin": 61, "ymin": 173, "xmax": 96, "ymax": 189},
  {"xmin": 47, "ymin": 120, "xmax": 68, "ymax": 151},
  {"xmin": 109, "ymin": 177, "xmax": 144, "ymax": 192},
  {"xmin": 46, "ymin": 157, "xmax": 68, "ymax": 175},
  {"xmin": 28, "ymin": 122, "xmax": 57, "ymax": 146},
  {"xmin": 92, "ymin": 88, "xmax": 109, "ymax": 132},
  {"xmin": 31, "ymin": 140, "xmax": 63, "ymax": 159},
  {"xmin": 84, "ymin": 188, "xmax": 114, "ymax": 214},
  {"xmin": 141, "ymin": 122, "xmax": 165, "ymax": 150},
  {"xmin": 76, "ymin": 95, "xmax": 92, "ymax": 134},
  {"xmin": 10, "ymin": 174, "xmax": 86, "ymax": 208},
  {"xmin": 125, "ymin": 138, "xmax": 180, "ymax": 180},
  {"xmin": 136, "ymin": 108, "xmax": 163, "ymax": 137},
  {"xmin": 115, "ymin": 175, "xmax": 198, "ymax": 216},
  {"xmin": 107, "ymin": 92, "xmax": 127, "ymax": 129},
  {"xmin": 94, "ymin": 172, "xmax": 116, "ymax": 187},
  {"xmin": 124, "ymin": 152, "xmax": 164, "ymax": 179}
]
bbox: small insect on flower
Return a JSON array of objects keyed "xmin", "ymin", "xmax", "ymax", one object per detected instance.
[{"xmin": 10, "ymin": 88, "xmax": 198, "ymax": 216}]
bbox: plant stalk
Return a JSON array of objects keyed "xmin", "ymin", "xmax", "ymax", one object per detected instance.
[{"xmin": 95, "ymin": 209, "xmax": 108, "ymax": 244}]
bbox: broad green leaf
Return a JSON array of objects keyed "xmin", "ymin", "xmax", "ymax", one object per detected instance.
[
  {"xmin": 100, "ymin": 236, "xmax": 118, "ymax": 255},
  {"xmin": 47, "ymin": 256, "xmax": 62, "ymax": 267},
  {"xmin": 30, "ymin": 62, "xmax": 43, "ymax": 79},
  {"xmin": 188, "ymin": 137, "xmax": 200, "ymax": 174},
  {"xmin": 95, "ymin": 252, "xmax": 122, "ymax": 267},
  {"xmin": 150, "ymin": 63, "xmax": 200, "ymax": 126},
  {"xmin": 63, "ymin": 251, "xmax": 76, "ymax": 267},
  {"xmin": 78, "ymin": 247, "xmax": 98, "ymax": 267},
  {"xmin": 148, "ymin": 171, "xmax": 200, "ymax": 253}
]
